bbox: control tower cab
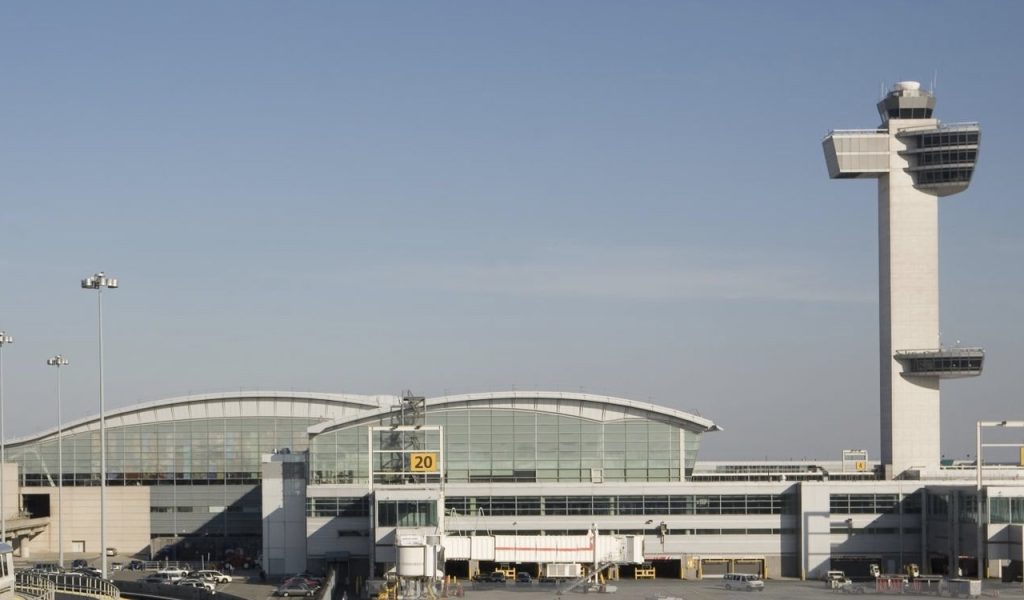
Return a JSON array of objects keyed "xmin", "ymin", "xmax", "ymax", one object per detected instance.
[
  {"xmin": 824, "ymin": 81, "xmax": 981, "ymax": 196},
  {"xmin": 822, "ymin": 81, "xmax": 984, "ymax": 479}
]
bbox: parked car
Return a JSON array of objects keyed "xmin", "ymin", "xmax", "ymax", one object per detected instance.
[
  {"xmin": 155, "ymin": 568, "xmax": 187, "ymax": 582},
  {"xmin": 515, "ymin": 572, "xmax": 533, "ymax": 584},
  {"xmin": 488, "ymin": 572, "xmax": 507, "ymax": 583},
  {"xmin": 195, "ymin": 570, "xmax": 232, "ymax": 584},
  {"xmin": 126, "ymin": 560, "xmax": 145, "ymax": 571},
  {"xmin": 144, "ymin": 573, "xmax": 175, "ymax": 585},
  {"xmin": 32, "ymin": 563, "xmax": 62, "ymax": 575},
  {"xmin": 71, "ymin": 559, "xmax": 89, "ymax": 569},
  {"xmin": 274, "ymin": 582, "xmax": 315, "ymax": 597},
  {"xmin": 73, "ymin": 566, "xmax": 103, "ymax": 577},
  {"xmin": 178, "ymin": 578, "xmax": 216, "ymax": 592},
  {"xmin": 285, "ymin": 575, "xmax": 322, "ymax": 589}
]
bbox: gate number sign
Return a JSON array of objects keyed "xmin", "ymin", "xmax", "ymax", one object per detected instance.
[{"xmin": 410, "ymin": 452, "xmax": 439, "ymax": 472}]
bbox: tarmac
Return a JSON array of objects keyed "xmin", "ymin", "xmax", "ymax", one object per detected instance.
[
  {"xmin": 14, "ymin": 554, "xmax": 1024, "ymax": 600},
  {"xmin": 459, "ymin": 577, "xmax": 1024, "ymax": 600}
]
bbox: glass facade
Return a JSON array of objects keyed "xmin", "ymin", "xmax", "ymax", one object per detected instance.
[
  {"xmin": 309, "ymin": 421, "xmax": 376, "ymax": 484},
  {"xmin": 989, "ymin": 496, "xmax": 1024, "ymax": 524},
  {"xmin": 377, "ymin": 500, "xmax": 438, "ymax": 527},
  {"xmin": 307, "ymin": 496, "xmax": 371, "ymax": 518},
  {"xmin": 830, "ymin": 493, "xmax": 921, "ymax": 515},
  {"xmin": 445, "ymin": 493, "xmax": 793, "ymax": 517},
  {"xmin": 908, "ymin": 128, "xmax": 980, "ymax": 191},
  {"xmin": 9, "ymin": 416, "xmax": 318, "ymax": 486},
  {"xmin": 7, "ymin": 406, "xmax": 333, "ymax": 554},
  {"xmin": 309, "ymin": 407, "xmax": 695, "ymax": 485}
]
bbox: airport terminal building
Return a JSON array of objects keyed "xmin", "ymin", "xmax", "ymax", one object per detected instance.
[{"xmin": 2, "ymin": 389, "xmax": 1023, "ymax": 586}]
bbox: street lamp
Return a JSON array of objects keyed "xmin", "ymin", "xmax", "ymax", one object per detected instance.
[
  {"xmin": 82, "ymin": 272, "xmax": 117, "ymax": 578},
  {"xmin": 47, "ymin": 354, "xmax": 69, "ymax": 568},
  {"xmin": 0, "ymin": 331, "xmax": 12, "ymax": 544}
]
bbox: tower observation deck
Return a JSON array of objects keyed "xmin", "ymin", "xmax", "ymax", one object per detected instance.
[{"xmin": 822, "ymin": 81, "xmax": 984, "ymax": 479}]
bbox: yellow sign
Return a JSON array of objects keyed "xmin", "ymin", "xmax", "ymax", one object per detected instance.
[
  {"xmin": 1020, "ymin": 447, "xmax": 1024, "ymax": 467},
  {"xmin": 855, "ymin": 460, "xmax": 866, "ymax": 472},
  {"xmin": 410, "ymin": 452, "xmax": 439, "ymax": 473}
]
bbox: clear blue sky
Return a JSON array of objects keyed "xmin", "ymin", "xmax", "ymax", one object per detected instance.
[{"xmin": 2, "ymin": 1, "xmax": 1022, "ymax": 460}]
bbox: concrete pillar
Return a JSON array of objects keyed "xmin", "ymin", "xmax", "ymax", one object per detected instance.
[{"xmin": 17, "ymin": 535, "xmax": 30, "ymax": 558}]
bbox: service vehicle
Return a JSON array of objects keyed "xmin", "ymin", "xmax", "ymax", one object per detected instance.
[{"xmin": 723, "ymin": 572, "xmax": 764, "ymax": 591}]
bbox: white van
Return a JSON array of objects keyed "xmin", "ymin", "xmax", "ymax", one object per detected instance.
[{"xmin": 723, "ymin": 573, "xmax": 764, "ymax": 591}]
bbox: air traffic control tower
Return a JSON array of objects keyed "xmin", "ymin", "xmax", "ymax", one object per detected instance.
[{"xmin": 823, "ymin": 81, "xmax": 984, "ymax": 479}]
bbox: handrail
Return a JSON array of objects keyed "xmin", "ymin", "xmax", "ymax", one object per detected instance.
[
  {"xmin": 895, "ymin": 347, "xmax": 984, "ymax": 356},
  {"xmin": 825, "ymin": 122, "xmax": 981, "ymax": 141},
  {"xmin": 898, "ymin": 121, "xmax": 980, "ymax": 134},
  {"xmin": 15, "ymin": 572, "xmax": 56, "ymax": 600},
  {"xmin": 823, "ymin": 129, "xmax": 886, "ymax": 139},
  {"xmin": 17, "ymin": 572, "xmax": 120, "ymax": 600},
  {"xmin": 557, "ymin": 562, "xmax": 616, "ymax": 595},
  {"xmin": 51, "ymin": 573, "xmax": 121, "ymax": 600}
]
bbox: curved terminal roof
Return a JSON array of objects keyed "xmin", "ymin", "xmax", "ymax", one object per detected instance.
[
  {"xmin": 7, "ymin": 389, "xmax": 719, "ymax": 447},
  {"xmin": 6, "ymin": 390, "xmax": 402, "ymax": 447},
  {"xmin": 308, "ymin": 390, "xmax": 720, "ymax": 436}
]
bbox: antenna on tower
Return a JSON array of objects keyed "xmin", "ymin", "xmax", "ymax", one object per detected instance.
[
  {"xmin": 880, "ymin": 80, "xmax": 886, "ymax": 100},
  {"xmin": 931, "ymin": 69, "xmax": 938, "ymax": 93}
]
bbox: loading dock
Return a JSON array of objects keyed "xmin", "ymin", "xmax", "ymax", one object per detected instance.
[
  {"xmin": 734, "ymin": 558, "xmax": 766, "ymax": 578},
  {"xmin": 650, "ymin": 559, "xmax": 683, "ymax": 579},
  {"xmin": 831, "ymin": 556, "xmax": 882, "ymax": 580},
  {"xmin": 698, "ymin": 557, "xmax": 766, "ymax": 579},
  {"xmin": 698, "ymin": 558, "xmax": 731, "ymax": 578}
]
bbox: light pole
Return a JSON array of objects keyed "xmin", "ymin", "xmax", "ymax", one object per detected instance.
[
  {"xmin": 82, "ymin": 272, "xmax": 117, "ymax": 578},
  {"xmin": 0, "ymin": 331, "xmax": 12, "ymax": 545},
  {"xmin": 47, "ymin": 354, "xmax": 69, "ymax": 567}
]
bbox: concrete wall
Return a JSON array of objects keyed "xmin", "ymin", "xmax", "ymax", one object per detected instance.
[
  {"xmin": 799, "ymin": 483, "xmax": 831, "ymax": 579},
  {"xmin": 262, "ymin": 453, "xmax": 307, "ymax": 576},
  {"xmin": 149, "ymin": 484, "xmax": 261, "ymax": 538},
  {"xmin": 33, "ymin": 486, "xmax": 151, "ymax": 557}
]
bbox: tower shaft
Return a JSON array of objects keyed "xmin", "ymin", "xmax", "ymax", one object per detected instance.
[{"xmin": 878, "ymin": 133, "xmax": 940, "ymax": 475}]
